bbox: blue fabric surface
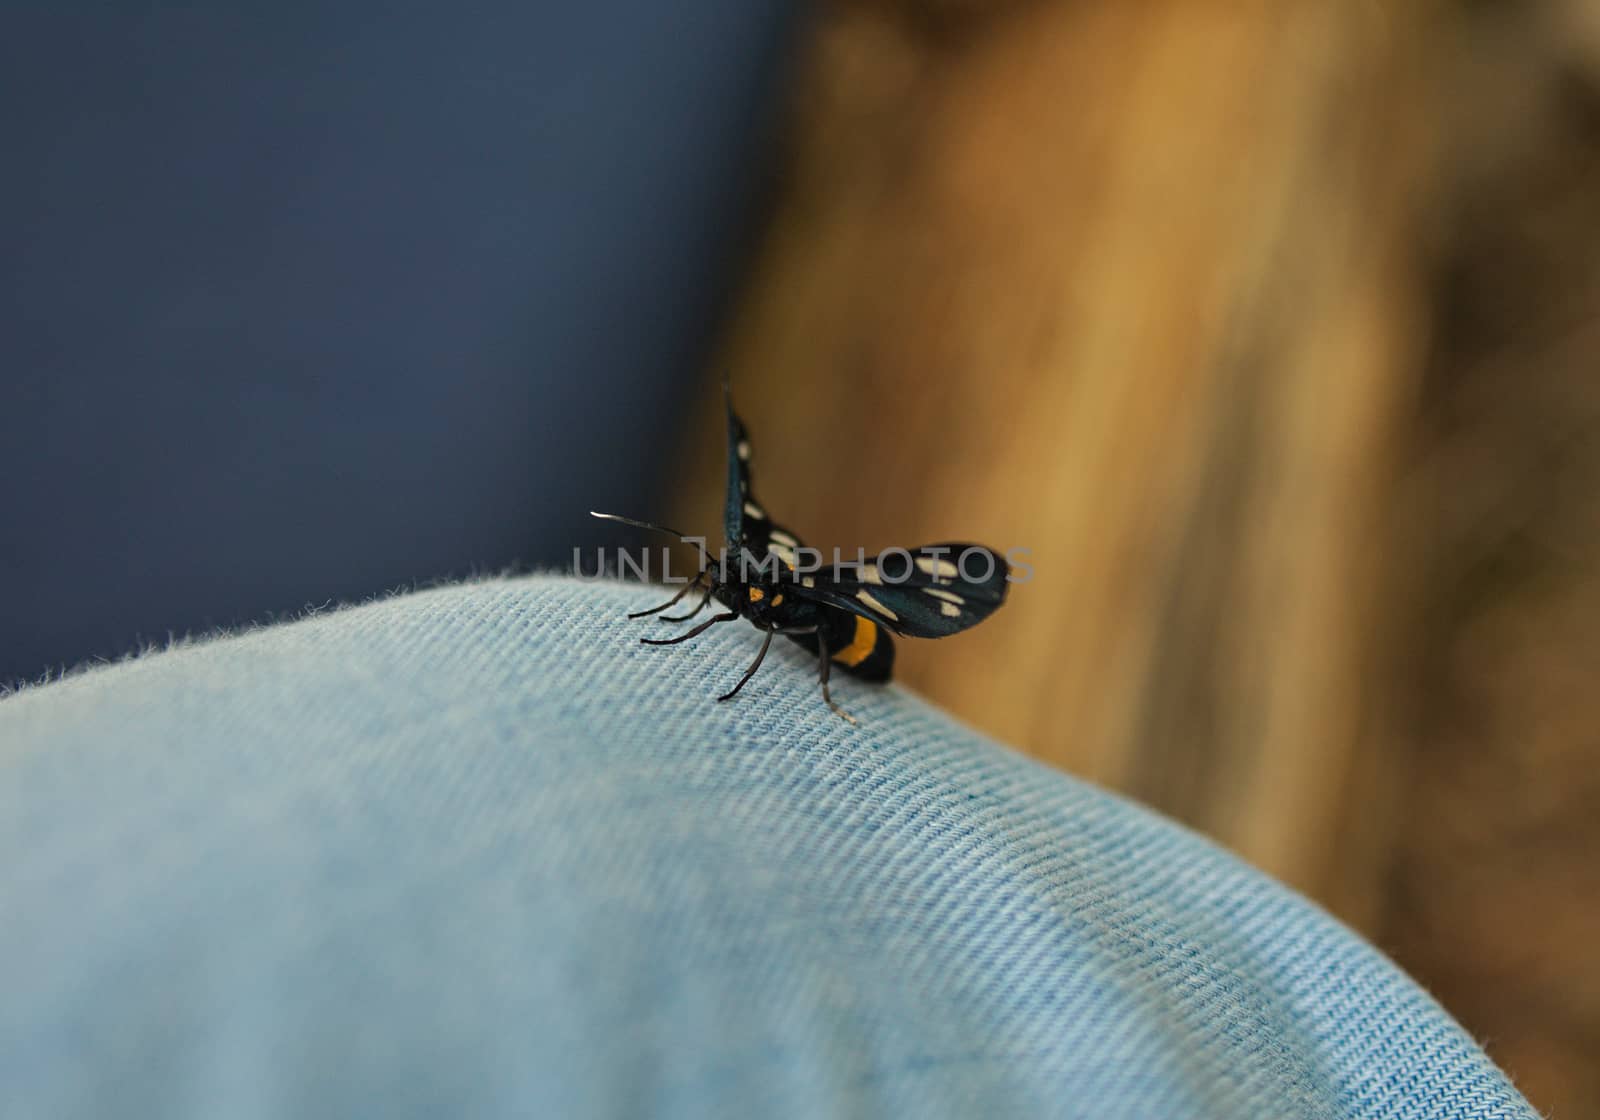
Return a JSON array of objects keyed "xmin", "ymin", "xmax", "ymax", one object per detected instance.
[{"xmin": 0, "ymin": 577, "xmax": 1538, "ymax": 1119}]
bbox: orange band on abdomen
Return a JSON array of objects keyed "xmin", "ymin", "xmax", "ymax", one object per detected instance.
[{"xmin": 833, "ymin": 617, "xmax": 877, "ymax": 667}]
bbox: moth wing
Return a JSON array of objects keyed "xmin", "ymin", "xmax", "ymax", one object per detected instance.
[
  {"xmin": 722, "ymin": 385, "xmax": 809, "ymax": 571},
  {"xmin": 788, "ymin": 544, "xmax": 1008, "ymax": 639}
]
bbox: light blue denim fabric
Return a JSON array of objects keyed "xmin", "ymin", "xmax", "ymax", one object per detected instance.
[{"xmin": 0, "ymin": 577, "xmax": 1538, "ymax": 1119}]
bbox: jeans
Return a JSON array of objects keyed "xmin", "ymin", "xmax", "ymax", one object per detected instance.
[{"xmin": 0, "ymin": 577, "xmax": 1540, "ymax": 1118}]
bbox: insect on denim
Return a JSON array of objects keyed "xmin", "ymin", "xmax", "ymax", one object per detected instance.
[{"xmin": 0, "ymin": 577, "xmax": 1541, "ymax": 1119}]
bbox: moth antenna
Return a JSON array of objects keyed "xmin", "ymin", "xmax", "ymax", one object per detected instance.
[{"xmin": 590, "ymin": 511, "xmax": 712, "ymax": 572}]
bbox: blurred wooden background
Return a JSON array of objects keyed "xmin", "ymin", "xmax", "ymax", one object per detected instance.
[{"xmin": 673, "ymin": 1, "xmax": 1600, "ymax": 1114}]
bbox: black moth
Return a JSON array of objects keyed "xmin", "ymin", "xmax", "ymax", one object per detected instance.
[{"xmin": 592, "ymin": 383, "xmax": 1009, "ymax": 723}]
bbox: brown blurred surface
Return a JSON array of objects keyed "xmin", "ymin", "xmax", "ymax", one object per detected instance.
[{"xmin": 676, "ymin": 2, "xmax": 1600, "ymax": 1115}]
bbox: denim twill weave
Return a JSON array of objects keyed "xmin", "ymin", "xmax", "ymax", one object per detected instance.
[{"xmin": 0, "ymin": 577, "xmax": 1539, "ymax": 1119}]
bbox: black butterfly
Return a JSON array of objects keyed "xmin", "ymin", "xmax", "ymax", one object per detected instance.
[{"xmin": 592, "ymin": 383, "xmax": 1009, "ymax": 722}]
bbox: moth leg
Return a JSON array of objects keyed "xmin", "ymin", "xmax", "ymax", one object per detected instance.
[
  {"xmin": 816, "ymin": 629, "xmax": 858, "ymax": 725},
  {"xmin": 640, "ymin": 611, "xmax": 736, "ymax": 646},
  {"xmin": 778, "ymin": 625, "xmax": 858, "ymax": 725},
  {"xmin": 717, "ymin": 626, "xmax": 775, "ymax": 702},
  {"xmin": 627, "ymin": 571, "xmax": 706, "ymax": 620},
  {"xmin": 660, "ymin": 582, "xmax": 714, "ymax": 623}
]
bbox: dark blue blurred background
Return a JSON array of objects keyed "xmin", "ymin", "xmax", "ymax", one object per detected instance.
[{"xmin": 1, "ymin": 2, "xmax": 798, "ymax": 684}]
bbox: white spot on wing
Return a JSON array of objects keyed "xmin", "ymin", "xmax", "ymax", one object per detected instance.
[
  {"xmin": 802, "ymin": 576, "xmax": 815, "ymax": 588},
  {"xmin": 939, "ymin": 601, "xmax": 961, "ymax": 617},
  {"xmin": 768, "ymin": 529, "xmax": 798, "ymax": 547},
  {"xmin": 917, "ymin": 557, "xmax": 960, "ymax": 579},
  {"xmin": 856, "ymin": 590, "xmax": 898, "ymax": 621},
  {"xmin": 743, "ymin": 501, "xmax": 764, "ymax": 520},
  {"xmin": 925, "ymin": 588, "xmax": 964, "ymax": 605},
  {"xmin": 859, "ymin": 564, "xmax": 882, "ymax": 585},
  {"xmin": 737, "ymin": 439, "xmax": 751, "ymax": 461}
]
